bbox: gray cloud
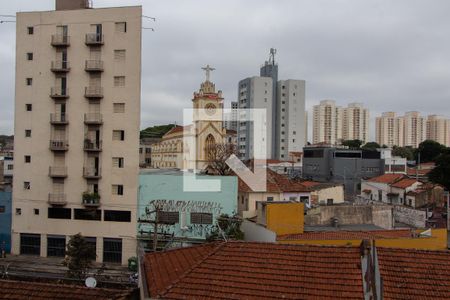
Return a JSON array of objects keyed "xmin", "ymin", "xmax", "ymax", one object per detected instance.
[{"xmin": 1, "ymin": 0, "xmax": 450, "ymax": 142}]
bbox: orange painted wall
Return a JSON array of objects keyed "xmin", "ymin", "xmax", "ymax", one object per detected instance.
[{"xmin": 266, "ymin": 203, "xmax": 304, "ymax": 235}]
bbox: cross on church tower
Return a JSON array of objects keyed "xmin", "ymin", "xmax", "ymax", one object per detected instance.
[{"xmin": 201, "ymin": 64, "xmax": 215, "ymax": 82}]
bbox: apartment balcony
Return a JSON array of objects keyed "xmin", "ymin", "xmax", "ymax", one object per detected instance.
[
  {"xmin": 48, "ymin": 193, "xmax": 67, "ymax": 206},
  {"xmin": 50, "ymin": 113, "xmax": 68, "ymax": 125},
  {"xmin": 85, "ymin": 33, "xmax": 104, "ymax": 46},
  {"xmin": 51, "ymin": 60, "xmax": 70, "ymax": 73},
  {"xmin": 49, "ymin": 140, "xmax": 69, "ymax": 151},
  {"xmin": 82, "ymin": 191, "xmax": 101, "ymax": 207},
  {"xmin": 48, "ymin": 166, "xmax": 68, "ymax": 178},
  {"xmin": 84, "ymin": 86, "xmax": 103, "ymax": 99},
  {"xmin": 84, "ymin": 139, "xmax": 102, "ymax": 152},
  {"xmin": 85, "ymin": 60, "xmax": 104, "ymax": 72},
  {"xmin": 50, "ymin": 87, "xmax": 69, "ymax": 99},
  {"xmin": 84, "ymin": 113, "xmax": 103, "ymax": 125},
  {"xmin": 51, "ymin": 34, "xmax": 70, "ymax": 47},
  {"xmin": 83, "ymin": 167, "xmax": 101, "ymax": 179}
]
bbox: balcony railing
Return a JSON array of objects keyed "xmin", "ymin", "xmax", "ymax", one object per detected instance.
[
  {"xmin": 83, "ymin": 167, "xmax": 101, "ymax": 179},
  {"xmin": 82, "ymin": 191, "xmax": 101, "ymax": 207},
  {"xmin": 51, "ymin": 60, "xmax": 70, "ymax": 73},
  {"xmin": 84, "ymin": 139, "xmax": 102, "ymax": 151},
  {"xmin": 84, "ymin": 86, "xmax": 103, "ymax": 98},
  {"xmin": 51, "ymin": 34, "xmax": 70, "ymax": 47},
  {"xmin": 49, "ymin": 140, "xmax": 69, "ymax": 151},
  {"xmin": 85, "ymin": 60, "xmax": 104, "ymax": 72},
  {"xmin": 50, "ymin": 87, "xmax": 69, "ymax": 99},
  {"xmin": 85, "ymin": 33, "xmax": 104, "ymax": 45},
  {"xmin": 50, "ymin": 113, "xmax": 68, "ymax": 125},
  {"xmin": 48, "ymin": 193, "xmax": 67, "ymax": 205},
  {"xmin": 48, "ymin": 166, "xmax": 68, "ymax": 178},
  {"xmin": 84, "ymin": 113, "xmax": 103, "ymax": 124}
]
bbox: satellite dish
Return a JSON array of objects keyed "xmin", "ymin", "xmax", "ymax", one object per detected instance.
[{"xmin": 85, "ymin": 277, "xmax": 97, "ymax": 288}]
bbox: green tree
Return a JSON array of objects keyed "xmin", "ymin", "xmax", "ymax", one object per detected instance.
[
  {"xmin": 342, "ymin": 139, "xmax": 363, "ymax": 149},
  {"xmin": 392, "ymin": 146, "xmax": 415, "ymax": 161},
  {"xmin": 429, "ymin": 149, "xmax": 450, "ymax": 190},
  {"xmin": 415, "ymin": 140, "xmax": 446, "ymax": 163},
  {"xmin": 63, "ymin": 233, "xmax": 96, "ymax": 279},
  {"xmin": 362, "ymin": 142, "xmax": 381, "ymax": 151}
]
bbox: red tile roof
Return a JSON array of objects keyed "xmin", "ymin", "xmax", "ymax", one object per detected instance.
[
  {"xmin": 406, "ymin": 167, "xmax": 432, "ymax": 176},
  {"xmin": 377, "ymin": 247, "xmax": 450, "ymax": 299},
  {"xmin": 391, "ymin": 178, "xmax": 420, "ymax": 189},
  {"xmin": 144, "ymin": 242, "xmax": 364, "ymax": 299},
  {"xmin": 0, "ymin": 279, "xmax": 133, "ymax": 300},
  {"xmin": 366, "ymin": 173, "xmax": 405, "ymax": 184},
  {"xmin": 277, "ymin": 230, "xmax": 413, "ymax": 241}
]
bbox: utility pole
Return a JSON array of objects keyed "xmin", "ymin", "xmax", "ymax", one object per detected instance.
[{"xmin": 153, "ymin": 207, "xmax": 159, "ymax": 251}]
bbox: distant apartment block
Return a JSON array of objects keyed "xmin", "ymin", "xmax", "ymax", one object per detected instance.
[
  {"xmin": 12, "ymin": 0, "xmax": 141, "ymax": 264},
  {"xmin": 313, "ymin": 101, "xmax": 369, "ymax": 145},
  {"xmin": 376, "ymin": 111, "xmax": 447, "ymax": 147},
  {"xmin": 312, "ymin": 100, "xmax": 343, "ymax": 145},
  {"xmin": 224, "ymin": 101, "xmax": 238, "ymax": 132}
]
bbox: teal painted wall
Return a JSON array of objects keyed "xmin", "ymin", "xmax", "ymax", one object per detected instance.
[{"xmin": 138, "ymin": 172, "xmax": 237, "ymax": 240}]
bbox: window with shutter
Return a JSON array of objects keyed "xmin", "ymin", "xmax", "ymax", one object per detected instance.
[
  {"xmin": 157, "ymin": 211, "xmax": 179, "ymax": 224},
  {"xmin": 115, "ymin": 22, "xmax": 127, "ymax": 33},
  {"xmin": 113, "ymin": 130, "xmax": 125, "ymax": 141},
  {"xmin": 114, "ymin": 76, "xmax": 125, "ymax": 87},
  {"xmin": 114, "ymin": 50, "xmax": 126, "ymax": 61},
  {"xmin": 113, "ymin": 103, "xmax": 125, "ymax": 113},
  {"xmin": 190, "ymin": 212, "xmax": 213, "ymax": 225}
]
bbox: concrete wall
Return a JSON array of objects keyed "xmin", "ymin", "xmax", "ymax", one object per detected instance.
[
  {"xmin": 393, "ymin": 206, "xmax": 426, "ymax": 228},
  {"xmin": 266, "ymin": 202, "xmax": 304, "ymax": 235},
  {"xmin": 241, "ymin": 219, "xmax": 276, "ymax": 242},
  {"xmin": 305, "ymin": 205, "xmax": 393, "ymax": 229}
]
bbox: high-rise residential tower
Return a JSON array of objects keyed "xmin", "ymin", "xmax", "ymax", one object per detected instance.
[
  {"xmin": 403, "ymin": 111, "xmax": 426, "ymax": 148},
  {"xmin": 224, "ymin": 101, "xmax": 238, "ymax": 132},
  {"xmin": 12, "ymin": 0, "xmax": 141, "ymax": 264},
  {"xmin": 426, "ymin": 115, "xmax": 450, "ymax": 147},
  {"xmin": 375, "ymin": 112, "xmax": 404, "ymax": 147},
  {"xmin": 237, "ymin": 50, "xmax": 306, "ymax": 160},
  {"xmin": 312, "ymin": 100, "xmax": 343, "ymax": 145},
  {"xmin": 342, "ymin": 103, "xmax": 369, "ymax": 143}
]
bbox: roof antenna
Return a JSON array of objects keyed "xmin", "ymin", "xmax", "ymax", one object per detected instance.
[{"xmin": 269, "ymin": 48, "xmax": 277, "ymax": 65}]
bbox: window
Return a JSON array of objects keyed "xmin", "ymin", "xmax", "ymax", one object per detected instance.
[
  {"xmin": 85, "ymin": 237, "xmax": 96, "ymax": 254},
  {"xmin": 27, "ymin": 26, "xmax": 34, "ymax": 34},
  {"xmin": 293, "ymin": 131, "xmax": 296, "ymax": 135},
  {"xmin": 157, "ymin": 211, "xmax": 179, "ymax": 224},
  {"xmin": 26, "ymin": 104, "xmax": 32, "ymax": 111},
  {"xmin": 16, "ymin": 208, "xmax": 21, "ymax": 215},
  {"xmin": 47, "ymin": 235, "xmax": 66, "ymax": 257},
  {"xmin": 113, "ymin": 130, "xmax": 125, "ymax": 141},
  {"xmin": 74, "ymin": 209, "xmax": 101, "ymax": 221},
  {"xmin": 20, "ymin": 233, "xmax": 40, "ymax": 255},
  {"xmin": 104, "ymin": 210, "xmax": 131, "ymax": 222},
  {"xmin": 267, "ymin": 197, "xmax": 274, "ymax": 202},
  {"xmin": 24, "ymin": 182, "xmax": 30, "ymax": 190},
  {"xmin": 139, "ymin": 148, "xmax": 143, "ymax": 154},
  {"xmin": 27, "ymin": 53, "xmax": 33, "ymax": 60},
  {"xmin": 113, "ymin": 103, "xmax": 125, "ymax": 113},
  {"xmin": 190, "ymin": 212, "xmax": 213, "ymax": 225},
  {"xmin": 114, "ymin": 76, "xmax": 125, "ymax": 87},
  {"xmin": 145, "ymin": 148, "xmax": 151, "ymax": 153},
  {"xmin": 0, "ymin": 206, "xmax": 4, "ymax": 213},
  {"xmin": 112, "ymin": 157, "xmax": 124, "ymax": 168},
  {"xmin": 34, "ymin": 209, "xmax": 39, "ymax": 215},
  {"xmin": 103, "ymin": 238, "xmax": 122, "ymax": 263},
  {"xmin": 115, "ymin": 22, "xmax": 127, "ymax": 33},
  {"xmin": 112, "ymin": 184, "xmax": 124, "ymax": 195},
  {"xmin": 114, "ymin": 50, "xmax": 126, "ymax": 61},
  {"xmin": 7, "ymin": 165, "xmax": 13, "ymax": 170},
  {"xmin": 26, "ymin": 78, "xmax": 33, "ymax": 86},
  {"xmin": 48, "ymin": 207, "xmax": 71, "ymax": 219},
  {"xmin": 25, "ymin": 130, "xmax": 31, "ymax": 137},
  {"xmin": 24, "ymin": 155, "xmax": 31, "ymax": 163}
]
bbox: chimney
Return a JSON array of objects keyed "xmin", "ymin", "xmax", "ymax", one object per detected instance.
[{"xmin": 56, "ymin": 0, "xmax": 91, "ymax": 11}]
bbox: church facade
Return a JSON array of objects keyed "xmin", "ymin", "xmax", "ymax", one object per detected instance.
[{"xmin": 151, "ymin": 66, "xmax": 227, "ymax": 171}]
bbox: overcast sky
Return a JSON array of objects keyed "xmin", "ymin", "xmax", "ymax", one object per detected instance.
[{"xmin": 1, "ymin": 0, "xmax": 450, "ymax": 141}]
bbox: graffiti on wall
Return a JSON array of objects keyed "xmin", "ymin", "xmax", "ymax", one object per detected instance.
[{"xmin": 147, "ymin": 199, "xmax": 223, "ymax": 214}]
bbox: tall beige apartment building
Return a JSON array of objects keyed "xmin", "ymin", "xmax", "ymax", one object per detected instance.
[
  {"xmin": 342, "ymin": 103, "xmax": 369, "ymax": 142},
  {"xmin": 312, "ymin": 100, "xmax": 342, "ymax": 145},
  {"xmin": 313, "ymin": 100, "xmax": 369, "ymax": 145},
  {"xmin": 402, "ymin": 111, "xmax": 426, "ymax": 148},
  {"xmin": 12, "ymin": 0, "xmax": 141, "ymax": 264},
  {"xmin": 375, "ymin": 112, "xmax": 404, "ymax": 147},
  {"xmin": 426, "ymin": 115, "xmax": 450, "ymax": 146}
]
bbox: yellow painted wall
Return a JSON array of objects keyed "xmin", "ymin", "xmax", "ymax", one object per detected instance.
[
  {"xmin": 266, "ymin": 203, "xmax": 304, "ymax": 235},
  {"xmin": 277, "ymin": 228, "xmax": 448, "ymax": 250}
]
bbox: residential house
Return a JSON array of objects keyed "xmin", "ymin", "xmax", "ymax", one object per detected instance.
[
  {"xmin": 360, "ymin": 173, "xmax": 406, "ymax": 203},
  {"xmin": 389, "ymin": 178, "xmax": 422, "ymax": 205}
]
